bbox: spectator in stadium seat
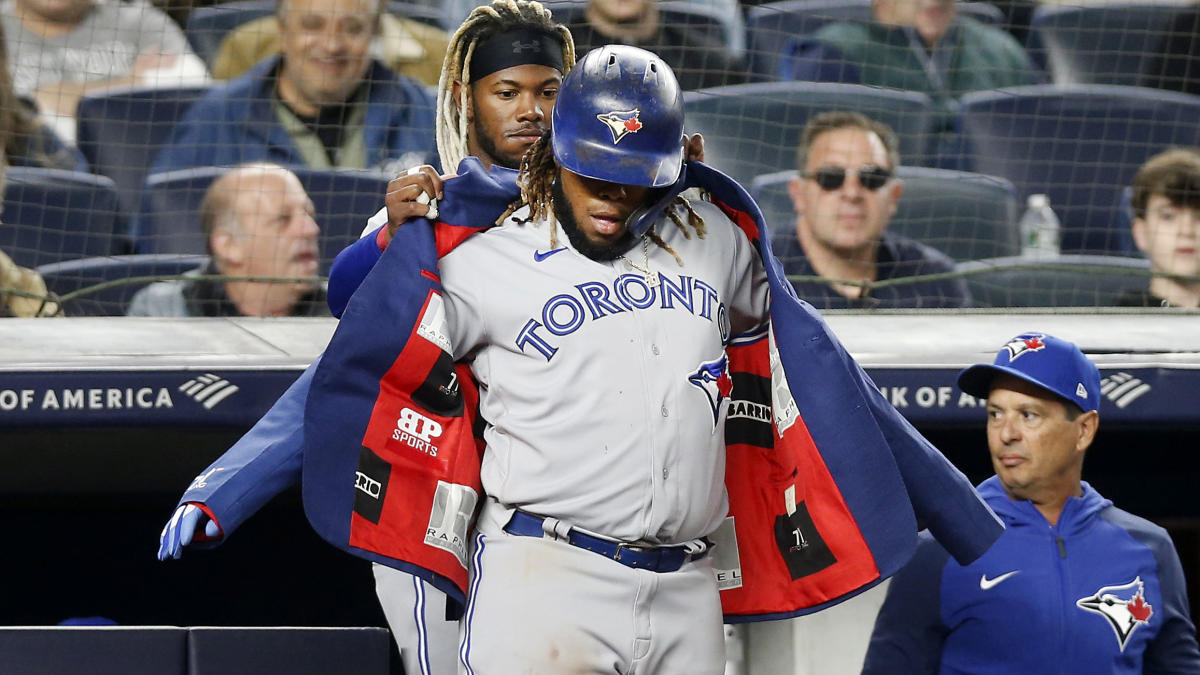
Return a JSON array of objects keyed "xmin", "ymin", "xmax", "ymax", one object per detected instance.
[
  {"xmin": 0, "ymin": 30, "xmax": 85, "ymax": 172},
  {"xmin": 863, "ymin": 331, "xmax": 1200, "ymax": 674},
  {"xmin": 779, "ymin": 0, "xmax": 1039, "ymax": 116},
  {"xmin": 209, "ymin": 2, "xmax": 449, "ymax": 87},
  {"xmin": 1117, "ymin": 148, "xmax": 1200, "ymax": 308},
  {"xmin": 776, "ymin": 110, "xmax": 970, "ymax": 309},
  {"xmin": 128, "ymin": 163, "xmax": 328, "ymax": 317},
  {"xmin": 0, "ymin": 0, "xmax": 209, "ymax": 143},
  {"xmin": 563, "ymin": 0, "xmax": 748, "ymax": 90},
  {"xmin": 149, "ymin": 0, "xmax": 436, "ymax": 177},
  {"xmin": 1144, "ymin": 7, "xmax": 1200, "ymax": 97}
]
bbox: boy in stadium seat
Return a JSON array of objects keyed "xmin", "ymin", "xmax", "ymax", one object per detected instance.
[
  {"xmin": 1118, "ymin": 148, "xmax": 1200, "ymax": 308},
  {"xmin": 777, "ymin": 110, "xmax": 970, "ymax": 309}
]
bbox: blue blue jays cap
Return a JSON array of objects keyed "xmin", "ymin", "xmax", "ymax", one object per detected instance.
[{"xmin": 957, "ymin": 332, "xmax": 1101, "ymax": 412}]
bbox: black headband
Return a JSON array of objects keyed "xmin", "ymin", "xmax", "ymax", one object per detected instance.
[{"xmin": 469, "ymin": 28, "xmax": 565, "ymax": 81}]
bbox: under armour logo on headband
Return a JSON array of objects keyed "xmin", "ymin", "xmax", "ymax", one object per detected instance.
[{"xmin": 512, "ymin": 40, "xmax": 542, "ymax": 53}]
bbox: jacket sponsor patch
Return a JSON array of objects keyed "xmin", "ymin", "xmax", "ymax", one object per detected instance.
[
  {"xmin": 709, "ymin": 516, "xmax": 744, "ymax": 591},
  {"xmin": 426, "ymin": 480, "xmax": 478, "ymax": 569},
  {"xmin": 411, "ymin": 350, "xmax": 463, "ymax": 416},
  {"xmin": 416, "ymin": 292, "xmax": 452, "ymax": 353},
  {"xmin": 768, "ymin": 328, "xmax": 799, "ymax": 435},
  {"xmin": 773, "ymin": 501, "xmax": 837, "ymax": 580},
  {"xmin": 725, "ymin": 372, "xmax": 774, "ymax": 448},
  {"xmin": 353, "ymin": 446, "xmax": 391, "ymax": 524}
]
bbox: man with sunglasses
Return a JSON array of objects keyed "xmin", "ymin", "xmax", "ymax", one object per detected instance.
[{"xmin": 777, "ymin": 111, "xmax": 970, "ymax": 309}]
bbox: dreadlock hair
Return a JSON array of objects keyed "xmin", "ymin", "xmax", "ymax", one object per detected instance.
[
  {"xmin": 509, "ymin": 129, "xmax": 708, "ymax": 266},
  {"xmin": 437, "ymin": 0, "xmax": 575, "ymax": 172}
]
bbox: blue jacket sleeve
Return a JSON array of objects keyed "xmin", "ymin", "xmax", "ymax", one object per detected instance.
[
  {"xmin": 1141, "ymin": 531, "xmax": 1200, "ymax": 674},
  {"xmin": 327, "ymin": 229, "xmax": 386, "ymax": 318},
  {"xmin": 862, "ymin": 532, "xmax": 951, "ymax": 675},
  {"xmin": 175, "ymin": 358, "xmax": 318, "ymax": 541}
]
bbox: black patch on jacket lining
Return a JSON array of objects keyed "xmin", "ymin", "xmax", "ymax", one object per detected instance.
[{"xmin": 773, "ymin": 502, "xmax": 837, "ymax": 580}]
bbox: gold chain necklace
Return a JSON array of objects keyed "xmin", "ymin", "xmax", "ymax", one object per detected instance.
[{"xmin": 619, "ymin": 231, "xmax": 658, "ymax": 287}]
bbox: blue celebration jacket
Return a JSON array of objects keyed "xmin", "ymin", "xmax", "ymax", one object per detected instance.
[{"xmin": 178, "ymin": 159, "xmax": 1002, "ymax": 622}]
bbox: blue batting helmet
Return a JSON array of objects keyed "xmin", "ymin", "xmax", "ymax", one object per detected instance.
[{"xmin": 550, "ymin": 45, "xmax": 686, "ymax": 189}]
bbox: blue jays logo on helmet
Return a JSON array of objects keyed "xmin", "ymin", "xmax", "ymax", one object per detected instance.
[
  {"xmin": 1003, "ymin": 334, "xmax": 1046, "ymax": 361},
  {"xmin": 689, "ymin": 356, "xmax": 733, "ymax": 429},
  {"xmin": 596, "ymin": 109, "xmax": 643, "ymax": 144},
  {"xmin": 551, "ymin": 45, "xmax": 685, "ymax": 190},
  {"xmin": 1076, "ymin": 577, "xmax": 1154, "ymax": 651}
]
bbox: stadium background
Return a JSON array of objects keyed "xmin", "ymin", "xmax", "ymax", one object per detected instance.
[{"xmin": 1, "ymin": 0, "xmax": 1200, "ymax": 672}]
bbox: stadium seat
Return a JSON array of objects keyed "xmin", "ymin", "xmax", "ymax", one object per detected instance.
[
  {"xmin": 134, "ymin": 167, "xmax": 389, "ymax": 273},
  {"xmin": 683, "ymin": 81, "xmax": 938, "ymax": 187},
  {"xmin": 36, "ymin": 254, "xmax": 209, "ymax": 316},
  {"xmin": 745, "ymin": 0, "xmax": 1005, "ymax": 81},
  {"xmin": 185, "ymin": 0, "xmax": 445, "ymax": 67},
  {"xmin": 0, "ymin": 167, "xmax": 121, "ymax": 269},
  {"xmin": 1025, "ymin": 2, "xmax": 1192, "ymax": 86},
  {"xmin": 752, "ymin": 166, "xmax": 1020, "ymax": 262},
  {"xmin": 75, "ymin": 84, "xmax": 213, "ymax": 223},
  {"xmin": 956, "ymin": 254, "xmax": 1151, "ymax": 307},
  {"xmin": 948, "ymin": 84, "xmax": 1200, "ymax": 254}
]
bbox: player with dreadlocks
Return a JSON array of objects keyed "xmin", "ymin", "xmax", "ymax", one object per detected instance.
[
  {"xmin": 157, "ymin": 5, "xmax": 578, "ymax": 675},
  {"xmin": 376, "ymin": 0, "xmax": 575, "ymax": 243},
  {"xmin": 377, "ymin": 0, "xmax": 703, "ymax": 244}
]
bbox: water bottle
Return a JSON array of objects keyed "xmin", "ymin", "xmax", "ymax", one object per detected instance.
[{"xmin": 1019, "ymin": 194, "xmax": 1061, "ymax": 258}]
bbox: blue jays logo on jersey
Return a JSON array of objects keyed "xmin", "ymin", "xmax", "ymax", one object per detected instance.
[
  {"xmin": 596, "ymin": 109, "xmax": 643, "ymax": 144},
  {"xmin": 1003, "ymin": 334, "xmax": 1046, "ymax": 361},
  {"xmin": 689, "ymin": 356, "xmax": 733, "ymax": 429},
  {"xmin": 1076, "ymin": 577, "xmax": 1154, "ymax": 651}
]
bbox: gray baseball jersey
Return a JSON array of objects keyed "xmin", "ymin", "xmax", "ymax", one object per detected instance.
[{"xmin": 439, "ymin": 197, "xmax": 771, "ymax": 545}]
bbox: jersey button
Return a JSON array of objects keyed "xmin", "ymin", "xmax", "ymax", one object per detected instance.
[
  {"xmin": 651, "ymin": 344, "xmax": 660, "ymax": 355},
  {"xmin": 662, "ymin": 468, "xmax": 669, "ymax": 479},
  {"xmin": 660, "ymin": 406, "xmax": 669, "ymax": 417}
]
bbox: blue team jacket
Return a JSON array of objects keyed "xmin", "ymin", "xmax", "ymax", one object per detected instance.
[
  {"xmin": 863, "ymin": 476, "xmax": 1200, "ymax": 674},
  {"xmin": 149, "ymin": 56, "xmax": 436, "ymax": 175},
  {"xmin": 178, "ymin": 160, "xmax": 1003, "ymax": 620}
]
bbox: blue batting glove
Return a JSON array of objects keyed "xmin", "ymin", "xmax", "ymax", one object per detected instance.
[{"xmin": 157, "ymin": 503, "xmax": 220, "ymax": 561}]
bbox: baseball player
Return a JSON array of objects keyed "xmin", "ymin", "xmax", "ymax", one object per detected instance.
[
  {"xmin": 863, "ymin": 333, "xmax": 1200, "ymax": 673},
  {"xmin": 157, "ymin": 3, "xmax": 575, "ymax": 675},
  {"xmin": 313, "ymin": 45, "xmax": 1002, "ymax": 673}
]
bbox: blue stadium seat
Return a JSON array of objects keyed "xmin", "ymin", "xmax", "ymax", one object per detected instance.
[
  {"xmin": 134, "ymin": 167, "xmax": 389, "ymax": 274},
  {"xmin": 948, "ymin": 84, "xmax": 1200, "ymax": 254},
  {"xmin": 75, "ymin": 84, "xmax": 213, "ymax": 223},
  {"xmin": 752, "ymin": 166, "xmax": 1020, "ymax": 262},
  {"xmin": 956, "ymin": 254, "xmax": 1151, "ymax": 307},
  {"xmin": 683, "ymin": 81, "xmax": 938, "ymax": 186},
  {"xmin": 1026, "ymin": 3, "xmax": 1190, "ymax": 86},
  {"xmin": 0, "ymin": 167, "xmax": 121, "ymax": 269},
  {"xmin": 37, "ymin": 254, "xmax": 210, "ymax": 316},
  {"xmin": 745, "ymin": 0, "xmax": 1005, "ymax": 81},
  {"xmin": 185, "ymin": 0, "xmax": 445, "ymax": 67}
]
